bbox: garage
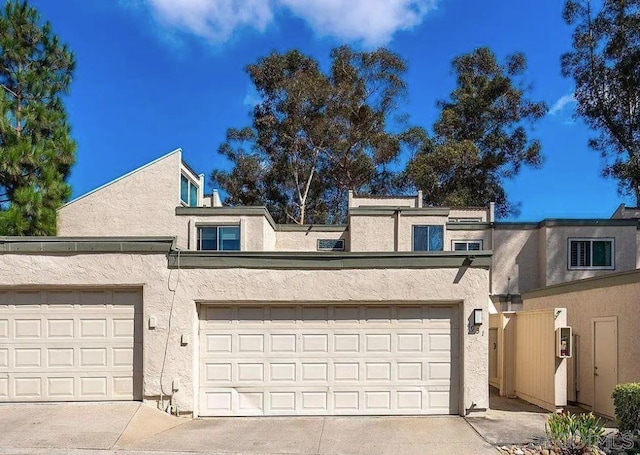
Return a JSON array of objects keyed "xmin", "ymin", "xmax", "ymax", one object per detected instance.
[
  {"xmin": 0, "ymin": 289, "xmax": 142, "ymax": 402},
  {"xmin": 199, "ymin": 304, "xmax": 460, "ymax": 416}
]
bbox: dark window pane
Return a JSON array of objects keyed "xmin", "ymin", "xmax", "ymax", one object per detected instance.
[
  {"xmin": 428, "ymin": 226, "xmax": 444, "ymax": 251},
  {"xmin": 219, "ymin": 226, "xmax": 240, "ymax": 251},
  {"xmin": 199, "ymin": 227, "xmax": 217, "ymax": 251},
  {"xmin": 454, "ymin": 242, "xmax": 467, "ymax": 251},
  {"xmin": 189, "ymin": 182, "xmax": 198, "ymax": 207},
  {"xmin": 180, "ymin": 175, "xmax": 189, "ymax": 204},
  {"xmin": 413, "ymin": 226, "xmax": 429, "ymax": 251},
  {"xmin": 468, "ymin": 242, "xmax": 481, "ymax": 251},
  {"xmin": 592, "ymin": 241, "xmax": 612, "ymax": 267}
]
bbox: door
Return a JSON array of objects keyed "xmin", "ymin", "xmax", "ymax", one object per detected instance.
[
  {"xmin": 199, "ymin": 304, "xmax": 460, "ymax": 416},
  {"xmin": 0, "ymin": 289, "xmax": 142, "ymax": 402},
  {"xmin": 593, "ymin": 317, "xmax": 617, "ymax": 418},
  {"xmin": 489, "ymin": 328, "xmax": 498, "ymax": 384}
]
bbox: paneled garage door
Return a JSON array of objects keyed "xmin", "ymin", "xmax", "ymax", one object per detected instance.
[
  {"xmin": 0, "ymin": 289, "xmax": 142, "ymax": 402},
  {"xmin": 199, "ymin": 304, "xmax": 459, "ymax": 416}
]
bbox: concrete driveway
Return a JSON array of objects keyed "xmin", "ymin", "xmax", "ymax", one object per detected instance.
[{"xmin": 0, "ymin": 402, "xmax": 497, "ymax": 455}]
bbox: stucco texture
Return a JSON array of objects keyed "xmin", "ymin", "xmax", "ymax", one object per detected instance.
[
  {"xmin": 0, "ymin": 252, "xmax": 490, "ymax": 416},
  {"xmin": 524, "ymin": 275, "xmax": 640, "ymax": 412}
]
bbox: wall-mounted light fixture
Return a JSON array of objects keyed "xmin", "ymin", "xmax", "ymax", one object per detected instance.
[{"xmin": 473, "ymin": 309, "xmax": 483, "ymax": 326}]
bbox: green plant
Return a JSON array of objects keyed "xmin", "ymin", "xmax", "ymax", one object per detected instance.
[
  {"xmin": 545, "ymin": 411, "xmax": 605, "ymax": 454},
  {"xmin": 612, "ymin": 383, "xmax": 640, "ymax": 434}
]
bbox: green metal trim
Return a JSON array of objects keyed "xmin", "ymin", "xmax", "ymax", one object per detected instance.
[
  {"xmin": 175, "ymin": 206, "xmax": 277, "ymax": 230},
  {"xmin": 0, "ymin": 237, "xmax": 175, "ymax": 253},
  {"xmin": 522, "ymin": 269, "xmax": 640, "ymax": 299},
  {"xmin": 446, "ymin": 222, "xmax": 491, "ymax": 231},
  {"xmin": 496, "ymin": 219, "xmax": 638, "ymax": 230},
  {"xmin": 168, "ymin": 250, "xmax": 492, "ymax": 269},
  {"xmin": 349, "ymin": 207, "xmax": 450, "ymax": 216},
  {"xmin": 494, "ymin": 222, "xmax": 539, "ymax": 230},
  {"xmin": 276, "ymin": 224, "xmax": 349, "ymax": 232}
]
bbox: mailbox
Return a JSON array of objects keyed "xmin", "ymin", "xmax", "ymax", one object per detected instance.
[{"xmin": 556, "ymin": 327, "xmax": 572, "ymax": 358}]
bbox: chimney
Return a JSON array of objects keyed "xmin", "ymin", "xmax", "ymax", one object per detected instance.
[{"xmin": 212, "ymin": 190, "xmax": 223, "ymax": 207}]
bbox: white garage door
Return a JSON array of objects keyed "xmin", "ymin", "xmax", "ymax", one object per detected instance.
[
  {"xmin": 0, "ymin": 289, "xmax": 142, "ymax": 402},
  {"xmin": 199, "ymin": 304, "xmax": 459, "ymax": 416}
]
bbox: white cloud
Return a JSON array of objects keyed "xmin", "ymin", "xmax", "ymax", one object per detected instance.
[
  {"xmin": 549, "ymin": 93, "xmax": 576, "ymax": 115},
  {"xmin": 280, "ymin": 0, "xmax": 437, "ymax": 47},
  {"xmin": 141, "ymin": 0, "xmax": 274, "ymax": 43},
  {"xmin": 130, "ymin": 0, "xmax": 437, "ymax": 46}
]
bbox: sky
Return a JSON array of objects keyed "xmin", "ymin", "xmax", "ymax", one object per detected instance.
[{"xmin": 26, "ymin": 0, "xmax": 635, "ymax": 221}]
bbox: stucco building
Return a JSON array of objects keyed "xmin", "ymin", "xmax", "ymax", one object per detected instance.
[{"xmin": 1, "ymin": 149, "xmax": 638, "ymax": 417}]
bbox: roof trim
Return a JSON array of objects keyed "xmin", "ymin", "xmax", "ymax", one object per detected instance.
[
  {"xmin": 446, "ymin": 222, "xmax": 492, "ymax": 231},
  {"xmin": 522, "ymin": 268, "xmax": 640, "ymax": 299},
  {"xmin": 276, "ymin": 224, "xmax": 348, "ymax": 232},
  {"xmin": 496, "ymin": 219, "xmax": 638, "ymax": 229},
  {"xmin": 349, "ymin": 207, "xmax": 450, "ymax": 216},
  {"xmin": 175, "ymin": 206, "xmax": 277, "ymax": 230},
  {"xmin": 167, "ymin": 250, "xmax": 492, "ymax": 270},
  {"xmin": 0, "ymin": 236, "xmax": 175, "ymax": 253},
  {"xmin": 60, "ymin": 148, "xmax": 182, "ymax": 208}
]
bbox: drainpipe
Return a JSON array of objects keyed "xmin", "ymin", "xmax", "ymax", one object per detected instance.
[{"xmin": 489, "ymin": 202, "xmax": 495, "ymax": 296}]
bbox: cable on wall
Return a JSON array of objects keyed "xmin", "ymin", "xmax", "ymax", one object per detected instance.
[{"xmin": 159, "ymin": 248, "xmax": 181, "ymax": 414}]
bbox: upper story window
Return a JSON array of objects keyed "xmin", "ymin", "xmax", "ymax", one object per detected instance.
[
  {"xmin": 413, "ymin": 225, "xmax": 444, "ymax": 251},
  {"xmin": 453, "ymin": 240, "xmax": 482, "ymax": 251},
  {"xmin": 568, "ymin": 238, "xmax": 614, "ymax": 270},
  {"xmin": 181, "ymin": 174, "xmax": 199, "ymax": 207},
  {"xmin": 198, "ymin": 226, "xmax": 240, "ymax": 251}
]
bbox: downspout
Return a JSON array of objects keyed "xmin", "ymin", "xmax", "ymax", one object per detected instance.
[{"xmin": 489, "ymin": 202, "xmax": 495, "ymax": 296}]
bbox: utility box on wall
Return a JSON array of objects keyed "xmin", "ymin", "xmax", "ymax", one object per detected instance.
[{"xmin": 556, "ymin": 327, "xmax": 572, "ymax": 358}]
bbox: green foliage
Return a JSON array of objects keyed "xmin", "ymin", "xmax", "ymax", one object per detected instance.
[
  {"xmin": 562, "ymin": 0, "xmax": 640, "ymax": 204},
  {"xmin": 0, "ymin": 0, "xmax": 76, "ymax": 235},
  {"xmin": 545, "ymin": 411, "xmax": 604, "ymax": 454},
  {"xmin": 612, "ymin": 383, "xmax": 640, "ymax": 433},
  {"xmin": 404, "ymin": 47, "xmax": 547, "ymax": 218},
  {"xmin": 212, "ymin": 46, "xmax": 410, "ymax": 224}
]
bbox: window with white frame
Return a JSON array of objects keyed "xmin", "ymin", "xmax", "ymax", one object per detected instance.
[
  {"xmin": 197, "ymin": 226, "xmax": 240, "ymax": 251},
  {"xmin": 568, "ymin": 238, "xmax": 614, "ymax": 269},
  {"xmin": 413, "ymin": 225, "xmax": 444, "ymax": 251},
  {"xmin": 452, "ymin": 240, "xmax": 483, "ymax": 251},
  {"xmin": 180, "ymin": 173, "xmax": 199, "ymax": 207},
  {"xmin": 448, "ymin": 217, "xmax": 482, "ymax": 223}
]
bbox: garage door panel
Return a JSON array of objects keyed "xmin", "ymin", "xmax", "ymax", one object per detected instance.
[
  {"xmin": 0, "ymin": 289, "xmax": 141, "ymax": 402},
  {"xmin": 199, "ymin": 304, "xmax": 459, "ymax": 416}
]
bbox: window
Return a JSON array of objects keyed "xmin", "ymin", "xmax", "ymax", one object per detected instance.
[
  {"xmin": 568, "ymin": 238, "xmax": 614, "ymax": 269},
  {"xmin": 317, "ymin": 239, "xmax": 345, "ymax": 251},
  {"xmin": 452, "ymin": 240, "xmax": 483, "ymax": 251},
  {"xmin": 198, "ymin": 226, "xmax": 240, "ymax": 251},
  {"xmin": 413, "ymin": 225, "xmax": 444, "ymax": 251},
  {"xmin": 180, "ymin": 174, "xmax": 199, "ymax": 207}
]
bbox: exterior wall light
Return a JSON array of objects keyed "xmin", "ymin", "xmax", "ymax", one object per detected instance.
[{"xmin": 473, "ymin": 309, "xmax": 483, "ymax": 326}]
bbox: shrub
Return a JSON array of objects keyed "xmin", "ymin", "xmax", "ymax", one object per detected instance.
[
  {"xmin": 545, "ymin": 411, "xmax": 604, "ymax": 454},
  {"xmin": 612, "ymin": 383, "xmax": 640, "ymax": 433}
]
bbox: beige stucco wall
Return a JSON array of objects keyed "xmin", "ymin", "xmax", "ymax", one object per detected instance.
[
  {"xmin": 446, "ymin": 229, "xmax": 492, "ymax": 251},
  {"xmin": 543, "ymin": 226, "xmax": 637, "ymax": 286},
  {"xmin": 0, "ymin": 252, "xmax": 490, "ymax": 416},
  {"xmin": 492, "ymin": 228, "xmax": 539, "ymax": 295},
  {"xmin": 57, "ymin": 151, "xmax": 186, "ymax": 246},
  {"xmin": 349, "ymin": 215, "xmax": 396, "ymax": 252},
  {"xmin": 524, "ymin": 275, "xmax": 640, "ymax": 412},
  {"xmin": 637, "ymin": 230, "xmax": 640, "ymax": 268},
  {"xmin": 448, "ymin": 209, "xmax": 489, "ymax": 222},
  {"xmin": 275, "ymin": 229, "xmax": 348, "ymax": 251},
  {"xmin": 351, "ymin": 196, "xmax": 418, "ymax": 208}
]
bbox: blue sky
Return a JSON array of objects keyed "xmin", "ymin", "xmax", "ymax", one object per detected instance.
[{"xmin": 28, "ymin": 0, "xmax": 633, "ymax": 221}]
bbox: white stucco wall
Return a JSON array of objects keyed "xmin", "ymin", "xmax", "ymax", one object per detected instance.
[
  {"xmin": 523, "ymin": 272, "xmax": 640, "ymax": 412},
  {"xmin": 349, "ymin": 215, "xmax": 396, "ymax": 252},
  {"xmin": 0, "ymin": 252, "xmax": 490, "ymax": 416},
  {"xmin": 57, "ymin": 151, "xmax": 185, "ymax": 245},
  {"xmin": 275, "ymin": 229, "xmax": 348, "ymax": 251}
]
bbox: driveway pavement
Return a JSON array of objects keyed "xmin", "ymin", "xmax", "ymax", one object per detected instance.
[{"xmin": 0, "ymin": 402, "xmax": 498, "ymax": 455}]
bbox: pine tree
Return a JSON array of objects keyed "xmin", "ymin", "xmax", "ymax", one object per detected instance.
[{"xmin": 0, "ymin": 0, "xmax": 76, "ymax": 235}]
